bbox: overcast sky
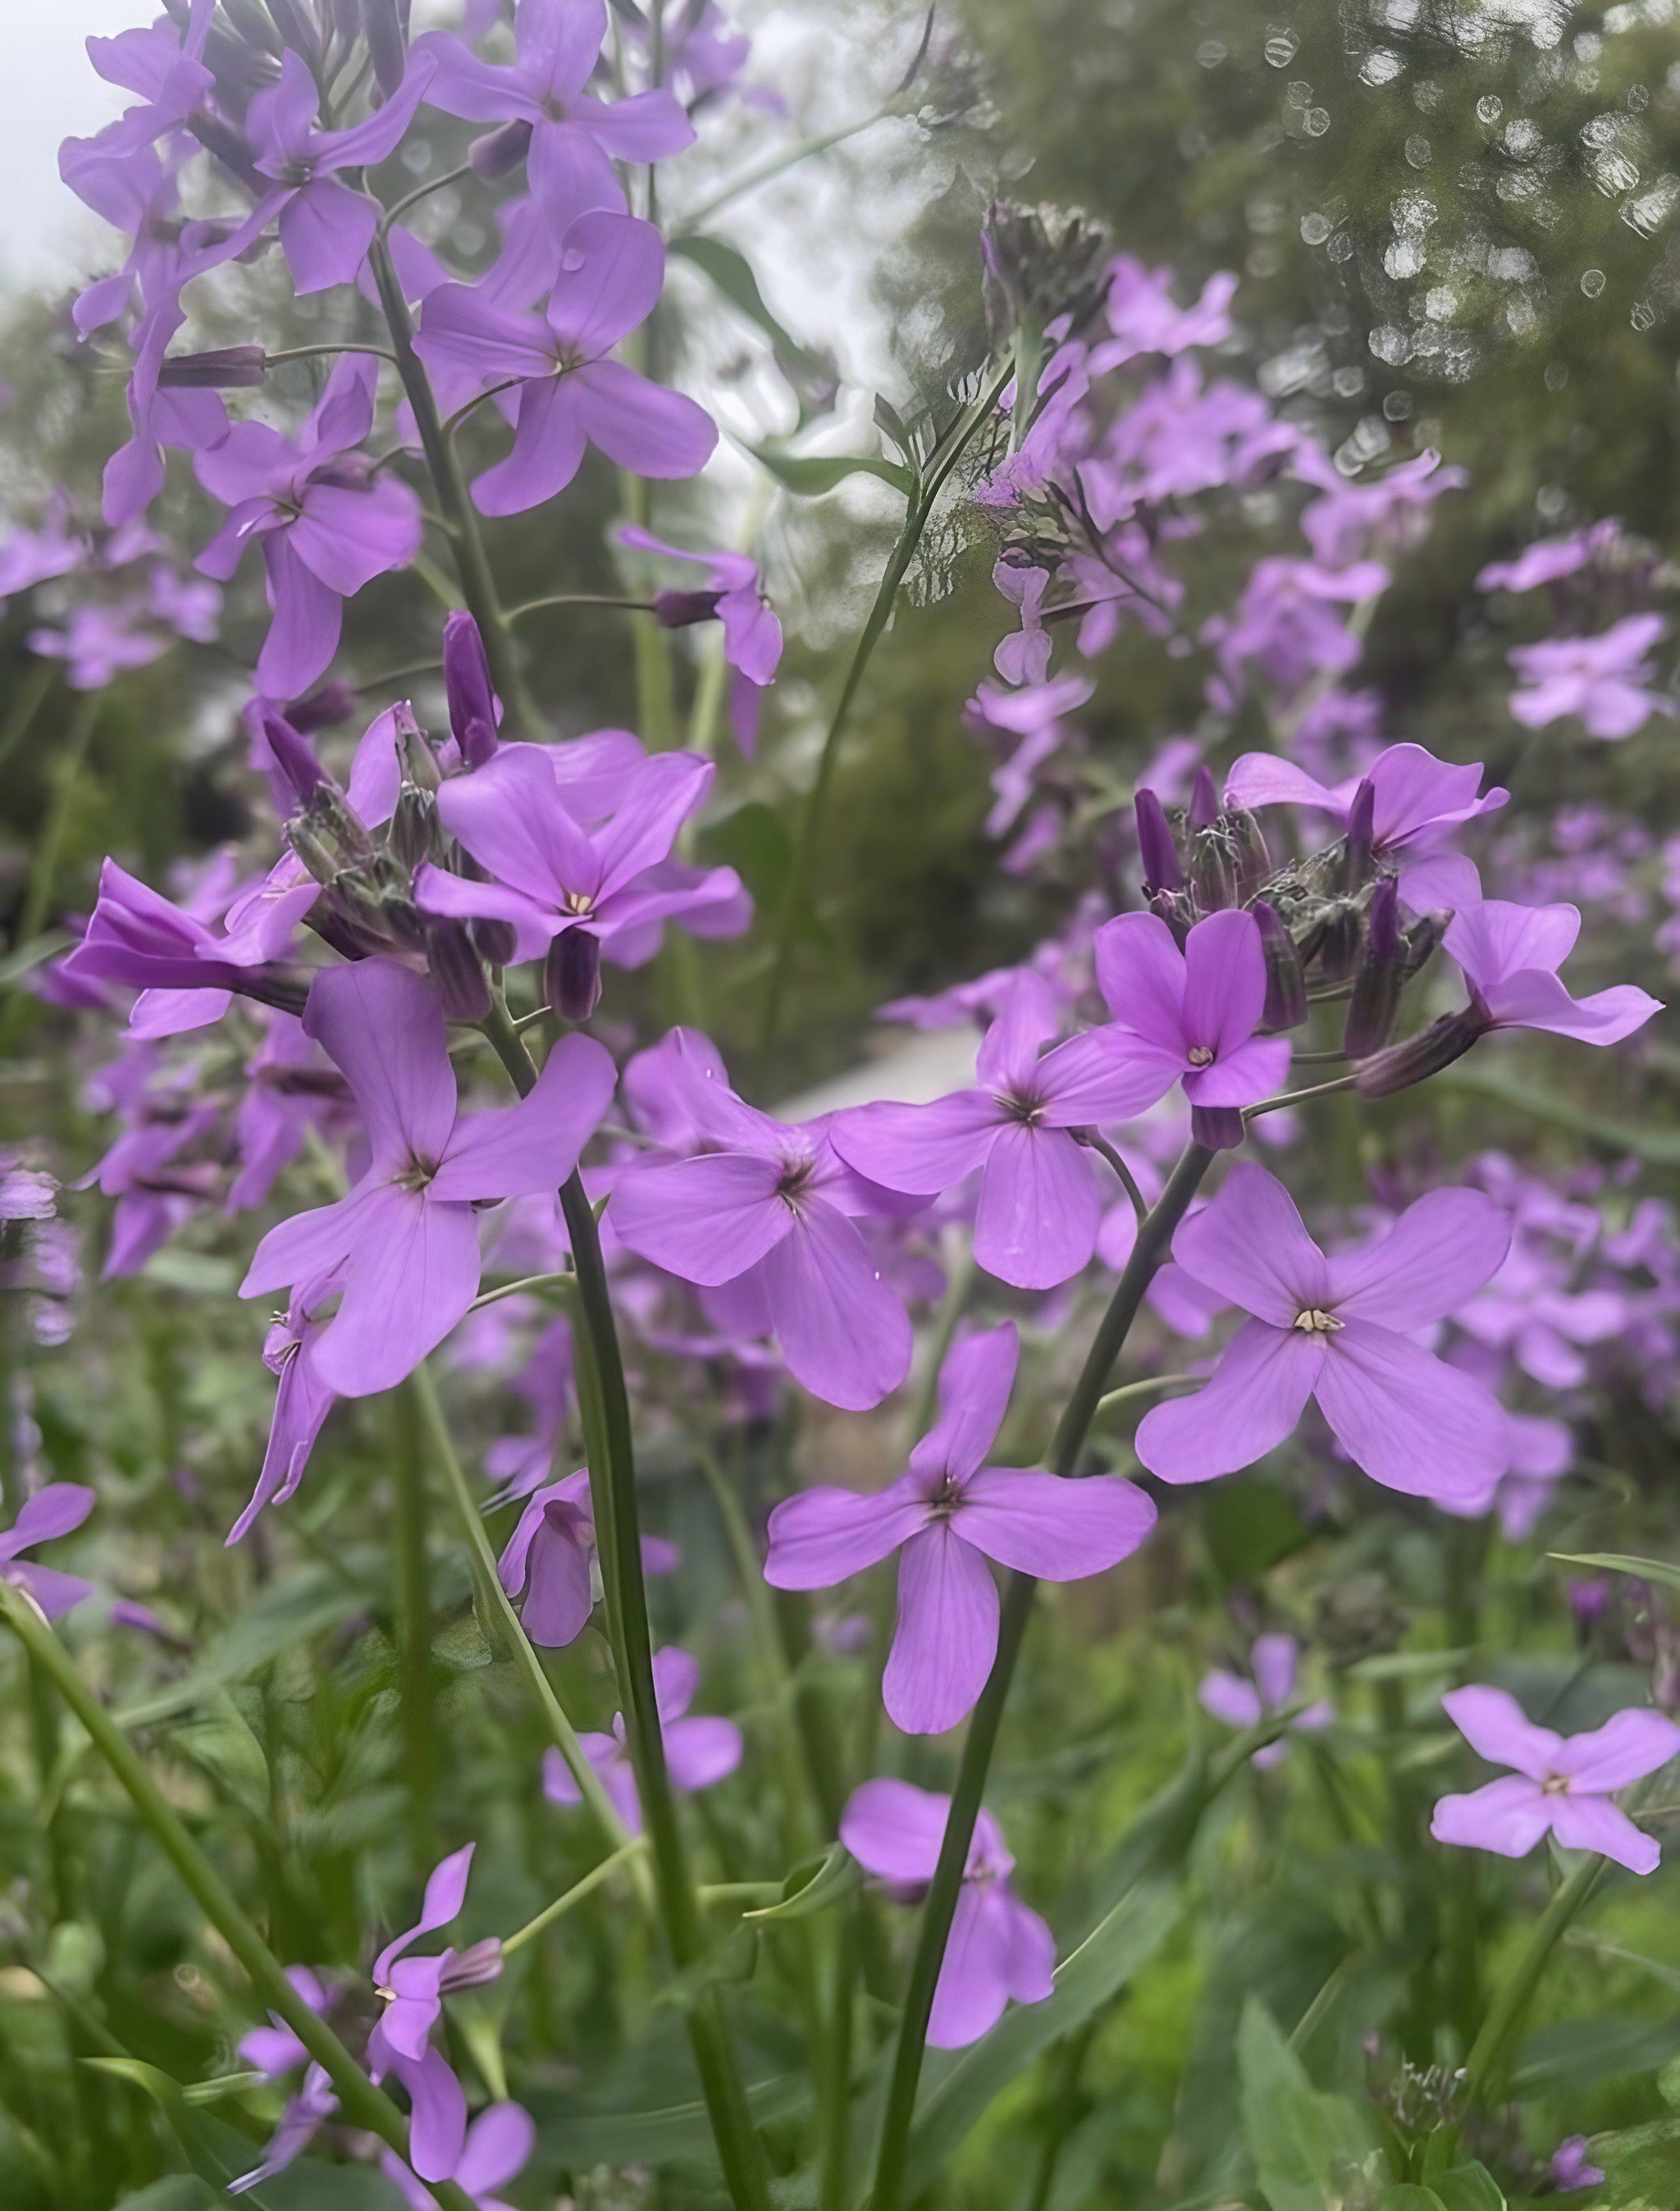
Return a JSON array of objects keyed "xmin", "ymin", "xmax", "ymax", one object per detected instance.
[{"xmin": 0, "ymin": 0, "xmax": 142, "ymax": 293}]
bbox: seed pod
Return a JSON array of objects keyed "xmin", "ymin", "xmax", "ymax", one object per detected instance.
[
  {"xmin": 1134, "ymin": 788, "xmax": 1184, "ymax": 894},
  {"xmin": 1252, "ymin": 898, "xmax": 1307, "ymax": 1032},
  {"xmin": 1353, "ymin": 1003, "xmax": 1490, "ymax": 1098},
  {"xmin": 1343, "ymin": 878, "xmax": 1404, "ymax": 1059},
  {"xmin": 546, "ymin": 929, "xmax": 602, "ymax": 1021}
]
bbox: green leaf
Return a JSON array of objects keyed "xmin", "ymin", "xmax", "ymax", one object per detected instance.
[
  {"xmin": 83, "ymin": 2060, "xmax": 267, "ymax": 2197},
  {"xmin": 115, "ymin": 2183, "xmax": 219, "ymax": 2211},
  {"xmin": 651, "ymin": 1925, "xmax": 759, "ymax": 2013},
  {"xmin": 1550, "ymin": 1551, "xmax": 1680, "ymax": 1599},
  {"xmin": 1429, "ymin": 2163, "xmax": 1506, "ymax": 2211},
  {"xmin": 743, "ymin": 1842, "xmax": 860, "ymax": 1924},
  {"xmin": 896, "ymin": 1878, "xmax": 1180, "ymax": 2204},
  {"xmin": 668, "ymin": 234, "xmax": 838, "ymax": 423},
  {"xmin": 698, "ymin": 800, "xmax": 792, "ymax": 914},
  {"xmin": 744, "ymin": 445, "xmax": 916, "ymax": 500},
  {"xmin": 166, "ymin": 1688, "xmax": 271, "ymax": 1817},
  {"xmin": 116, "ymin": 1569, "xmax": 367, "ymax": 1727},
  {"xmin": 1378, "ymin": 2190, "xmax": 1446, "ymax": 2211},
  {"xmin": 1238, "ymin": 1998, "xmax": 1374, "ymax": 2211}
]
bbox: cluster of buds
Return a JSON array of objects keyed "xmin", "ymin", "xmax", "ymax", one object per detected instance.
[
  {"xmin": 981, "ymin": 199, "xmax": 1113, "ymax": 346},
  {"xmin": 1132, "ymin": 772, "xmax": 1449, "ymax": 1062}
]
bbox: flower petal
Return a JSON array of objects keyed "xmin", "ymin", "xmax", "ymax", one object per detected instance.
[
  {"xmin": 954, "ymin": 1469, "xmax": 1155, "ymax": 1578},
  {"xmin": 1169, "ymin": 1163, "xmax": 1330, "ymax": 1324},
  {"xmin": 829, "ymin": 1092, "xmax": 1002, "ymax": 1196},
  {"xmin": 883, "ymin": 1526, "xmax": 1000, "ymax": 1735},
  {"xmin": 1430, "ymin": 1775, "xmax": 1553, "ymax": 1858},
  {"xmin": 431, "ymin": 1032, "xmax": 615, "ymax": 1202},
  {"xmin": 1548, "ymin": 1794, "xmax": 1662, "ymax": 1875},
  {"xmin": 1553, "ymin": 1707, "xmax": 1680, "ymax": 1792},
  {"xmin": 609, "ymin": 1152, "xmax": 792, "ymax": 1287},
  {"xmin": 1314, "ymin": 1322, "xmax": 1509, "ymax": 1502},
  {"xmin": 910, "ymin": 1322, "xmax": 1019, "ymax": 1485},
  {"xmin": 764, "ymin": 1476, "xmax": 928, "ymax": 1589},
  {"xmin": 759, "ymin": 1202, "xmax": 911, "ymax": 1410},
  {"xmin": 1093, "ymin": 911, "xmax": 1189, "ymax": 1052},
  {"xmin": 1327, "ymin": 1187, "xmax": 1511, "ymax": 1330},
  {"xmin": 1440, "ymin": 1685, "xmax": 1563, "ymax": 1781},
  {"xmin": 1180, "ymin": 908, "xmax": 1267, "ymax": 1058},
  {"xmin": 310, "ymin": 1187, "xmax": 483, "ymax": 1399},
  {"xmin": 839, "ymin": 1776, "xmax": 948, "ymax": 1883},
  {"xmin": 304, "ymin": 960, "xmax": 457, "ymax": 1177},
  {"xmin": 1134, "ymin": 1318, "xmax": 1321, "ymax": 1483},
  {"xmin": 974, "ymin": 1123, "xmax": 1102, "ymax": 1291}
]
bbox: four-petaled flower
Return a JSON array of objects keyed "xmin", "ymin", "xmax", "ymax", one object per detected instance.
[
  {"xmin": 1431, "ymin": 1685, "xmax": 1680, "ymax": 1874},
  {"xmin": 1198, "ymin": 1632, "xmax": 1332, "ymax": 1767},
  {"xmin": 542, "ymin": 1647, "xmax": 742, "ymax": 1831},
  {"xmin": 1508, "ymin": 614, "xmax": 1673, "ymax": 741},
  {"xmin": 766, "ymin": 1324, "xmax": 1154, "ymax": 1734},
  {"xmin": 1136, "ymin": 1163, "xmax": 1513, "ymax": 1502},
  {"xmin": 240, "ymin": 962, "xmax": 615, "ymax": 1397},
  {"xmin": 1445, "ymin": 899, "xmax": 1661, "ymax": 1047},
  {"xmin": 839, "ymin": 1779, "xmax": 1054, "ymax": 2048},
  {"xmin": 829, "ymin": 972, "xmax": 1165, "ymax": 1291}
]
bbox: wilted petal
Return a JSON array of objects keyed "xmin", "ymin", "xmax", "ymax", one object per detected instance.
[{"xmin": 883, "ymin": 1524, "xmax": 999, "ymax": 1735}]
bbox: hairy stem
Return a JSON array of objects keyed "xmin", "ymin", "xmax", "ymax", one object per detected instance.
[
  {"xmin": 867, "ymin": 1141, "xmax": 1217, "ymax": 2211},
  {"xmin": 477, "ymin": 998, "xmax": 771, "ymax": 2211},
  {"xmin": 0, "ymin": 1582, "xmax": 480, "ymax": 2211}
]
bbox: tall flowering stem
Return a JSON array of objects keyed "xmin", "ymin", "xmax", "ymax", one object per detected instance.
[
  {"xmin": 364, "ymin": 236, "xmax": 539, "ymax": 735},
  {"xmin": 0, "ymin": 1580, "xmax": 481, "ymax": 2211},
  {"xmin": 477, "ymin": 998, "xmax": 772, "ymax": 2211},
  {"xmin": 758, "ymin": 362, "xmax": 1016, "ymax": 1057},
  {"xmin": 868, "ymin": 1142, "xmax": 1217, "ymax": 2211}
]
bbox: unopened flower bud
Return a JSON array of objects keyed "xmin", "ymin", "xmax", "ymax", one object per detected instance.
[
  {"xmin": 260, "ymin": 710, "xmax": 332, "ymax": 813},
  {"xmin": 399, "ymin": 710, "xmax": 441, "ymax": 793},
  {"xmin": 158, "ymin": 345, "xmax": 267, "ymax": 389},
  {"xmin": 1313, "ymin": 898, "xmax": 1364, "ymax": 984},
  {"xmin": 1353, "ymin": 1003, "xmax": 1490, "ymax": 1099},
  {"xmin": 981, "ymin": 199, "xmax": 1112, "ymax": 342},
  {"xmin": 1190, "ymin": 1103, "xmax": 1245, "ymax": 1152},
  {"xmin": 360, "ymin": 0, "xmax": 407, "ymax": 98},
  {"xmin": 546, "ymin": 929, "xmax": 602, "ymax": 1021},
  {"xmin": 426, "ymin": 920, "xmax": 491, "ymax": 1022},
  {"xmin": 443, "ymin": 610, "xmax": 500, "ymax": 766},
  {"xmin": 1402, "ymin": 907, "xmax": 1451, "ymax": 980},
  {"xmin": 1148, "ymin": 886, "xmax": 1192, "ymax": 946},
  {"xmin": 1134, "ymin": 788, "xmax": 1184, "ymax": 894},
  {"xmin": 1341, "ymin": 777, "xmax": 1376, "ymax": 890},
  {"xmin": 470, "ymin": 915, "xmax": 518, "ymax": 970},
  {"xmin": 1226, "ymin": 806, "xmax": 1273, "ymax": 904},
  {"xmin": 1343, "ymin": 878, "xmax": 1404, "ymax": 1059},
  {"xmin": 654, "ymin": 587, "xmax": 725, "ymax": 630},
  {"xmin": 1186, "ymin": 765, "xmax": 1219, "ymax": 833},
  {"xmin": 288, "ymin": 678, "xmax": 358, "ymax": 732},
  {"xmin": 468, "ymin": 117, "xmax": 533, "ymax": 180},
  {"xmin": 1187, "ymin": 824, "xmax": 1237, "ymax": 913},
  {"xmin": 1253, "ymin": 898, "xmax": 1307, "ymax": 1032},
  {"xmin": 389, "ymin": 784, "xmax": 440, "ymax": 871},
  {"xmin": 287, "ymin": 820, "xmax": 340, "ymax": 889}
]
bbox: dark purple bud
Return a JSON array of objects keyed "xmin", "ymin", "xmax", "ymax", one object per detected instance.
[
  {"xmin": 360, "ymin": 0, "xmax": 406, "ymax": 98},
  {"xmin": 1134, "ymin": 788, "xmax": 1184, "ymax": 894},
  {"xmin": 157, "ymin": 345, "xmax": 267, "ymax": 389},
  {"xmin": 1343, "ymin": 879, "xmax": 1403, "ymax": 1060},
  {"xmin": 287, "ymin": 678, "xmax": 358, "ymax": 733},
  {"xmin": 1226, "ymin": 807, "xmax": 1273, "ymax": 903},
  {"xmin": 1190, "ymin": 1103, "xmax": 1245, "ymax": 1151},
  {"xmin": 1253, "ymin": 899, "xmax": 1307, "ymax": 1032},
  {"xmin": 217, "ymin": 0, "xmax": 285, "ymax": 55},
  {"xmin": 443, "ymin": 610, "xmax": 499, "ymax": 765},
  {"xmin": 426, "ymin": 920, "xmax": 491, "ymax": 1023},
  {"xmin": 546, "ymin": 930, "xmax": 602, "ymax": 1021},
  {"xmin": 239, "ymin": 970, "xmax": 312, "ymax": 1019},
  {"xmin": 1342, "ymin": 778, "xmax": 1376, "ymax": 886},
  {"xmin": 654, "ymin": 587, "xmax": 725, "ymax": 631},
  {"xmin": 388, "ymin": 785, "xmax": 439, "ymax": 870},
  {"xmin": 1353, "ymin": 1003, "xmax": 1490, "ymax": 1099},
  {"xmin": 441, "ymin": 1936, "xmax": 504, "ymax": 1991},
  {"xmin": 1314, "ymin": 899, "xmax": 1363, "ymax": 984},
  {"xmin": 469, "ymin": 915, "xmax": 518, "ymax": 970},
  {"xmin": 468, "ymin": 117, "xmax": 533, "ymax": 180},
  {"xmin": 1186, "ymin": 765, "xmax": 1220, "ymax": 833},
  {"xmin": 262, "ymin": 710, "xmax": 333, "ymax": 813}
]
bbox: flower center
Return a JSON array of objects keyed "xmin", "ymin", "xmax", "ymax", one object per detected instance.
[
  {"xmin": 1292, "ymin": 1307, "xmax": 1343, "ymax": 1334},
  {"xmin": 397, "ymin": 1154, "xmax": 439, "ymax": 1194},
  {"xmin": 775, "ymin": 1155, "xmax": 816, "ymax": 1210},
  {"xmin": 925, "ymin": 1472, "xmax": 964, "ymax": 1520},
  {"xmin": 1187, "ymin": 1045, "xmax": 1215, "ymax": 1067},
  {"xmin": 999, "ymin": 1087, "xmax": 1046, "ymax": 1127},
  {"xmin": 1541, "ymin": 1772, "xmax": 1571, "ymax": 1796},
  {"xmin": 563, "ymin": 889, "xmax": 595, "ymax": 916}
]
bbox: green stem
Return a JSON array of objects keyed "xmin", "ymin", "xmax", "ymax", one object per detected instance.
[
  {"xmin": 365, "ymin": 235, "xmax": 540, "ymax": 735},
  {"xmin": 0, "ymin": 660, "xmax": 56, "ymax": 779},
  {"xmin": 408, "ymin": 1364, "xmax": 641, "ymax": 1879},
  {"xmin": 1459, "ymin": 1851, "xmax": 1606, "ymax": 2113},
  {"xmin": 391, "ymin": 1386, "xmax": 436, "ymax": 1879},
  {"xmin": 0, "ymin": 1582, "xmax": 479, "ymax": 2211},
  {"xmin": 476, "ymin": 999, "xmax": 771, "ymax": 2211},
  {"xmin": 868, "ymin": 1143, "xmax": 1217, "ymax": 2211},
  {"xmin": 757, "ymin": 363, "xmax": 1013, "ymax": 1058},
  {"xmin": 507, "ymin": 592, "xmax": 659, "ymax": 623},
  {"xmin": 501, "ymin": 1837, "xmax": 649, "ymax": 1956},
  {"xmin": 16, "ymin": 693, "xmax": 98, "ymax": 947}
]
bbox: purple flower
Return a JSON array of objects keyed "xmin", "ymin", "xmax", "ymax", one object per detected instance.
[
  {"xmin": 1223, "ymin": 741, "xmax": 1508, "ymax": 911},
  {"xmin": 28, "ymin": 602, "xmax": 168, "ymax": 691},
  {"xmin": 368, "ymin": 1844, "xmax": 502, "ymax": 2183},
  {"xmin": 1297, "ymin": 449, "xmax": 1466, "ymax": 570},
  {"xmin": 413, "ymin": 744, "xmax": 739, "ymax": 1014},
  {"xmin": 0, "ymin": 506, "xmax": 85, "ymax": 604},
  {"xmin": 415, "ymin": 0, "xmax": 694, "ymax": 240},
  {"xmin": 608, "ymin": 1031, "xmax": 912, "ymax": 1409},
  {"xmin": 1136, "ymin": 1164, "xmax": 1512, "ymax": 1503},
  {"xmin": 230, "ymin": 1967, "xmax": 338, "ymax": 2196},
  {"xmin": 0, "ymin": 1486, "xmax": 97, "ymax": 1619},
  {"xmin": 84, "ymin": 2, "xmax": 215, "ymax": 156},
  {"xmin": 227, "ymin": 1289, "xmax": 338, "ymax": 1546},
  {"xmin": 765, "ymin": 1323, "xmax": 1153, "ymax": 1735},
  {"xmin": 194, "ymin": 356, "xmax": 423, "ymax": 697},
  {"xmin": 240, "ymin": 962, "xmax": 615, "ymax": 1398},
  {"xmin": 381, "ymin": 2102, "xmax": 535, "ymax": 2211},
  {"xmin": 622, "ymin": 523, "xmax": 783, "ymax": 755},
  {"xmin": 414, "ymin": 210, "xmax": 716, "ymax": 515},
  {"xmin": 1477, "ymin": 520, "xmax": 1619, "ymax": 594},
  {"xmin": 1445, "ymin": 900, "xmax": 1661, "ymax": 1046},
  {"xmin": 541, "ymin": 1646, "xmax": 742, "ymax": 1831},
  {"xmin": 239, "ymin": 49, "xmax": 440, "ymax": 295},
  {"xmin": 1089, "ymin": 258, "xmax": 1236, "ymax": 372},
  {"xmin": 1550, "ymin": 2136, "xmax": 1607, "ymax": 2191},
  {"xmin": 839, "ymin": 1779, "xmax": 1054, "ymax": 2049},
  {"xmin": 1431, "ymin": 1686, "xmax": 1680, "ymax": 1875},
  {"xmin": 1198, "ymin": 1633, "xmax": 1332, "ymax": 1767},
  {"xmin": 828, "ymin": 973, "xmax": 1166, "ymax": 1291},
  {"xmin": 229, "ymin": 1011, "xmax": 348, "ymax": 1214},
  {"xmin": 61, "ymin": 857, "xmax": 316, "ymax": 1030},
  {"xmin": 1092, "ymin": 910, "xmax": 1292, "ymax": 1149},
  {"xmin": 1509, "ymin": 615, "xmax": 1671, "ymax": 741},
  {"xmin": 82, "ymin": 1090, "xmax": 223, "ymax": 1280},
  {"xmin": 497, "ymin": 1469, "xmax": 594, "ymax": 1646},
  {"xmin": 1208, "ymin": 555, "xmax": 1387, "ymax": 699}
]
